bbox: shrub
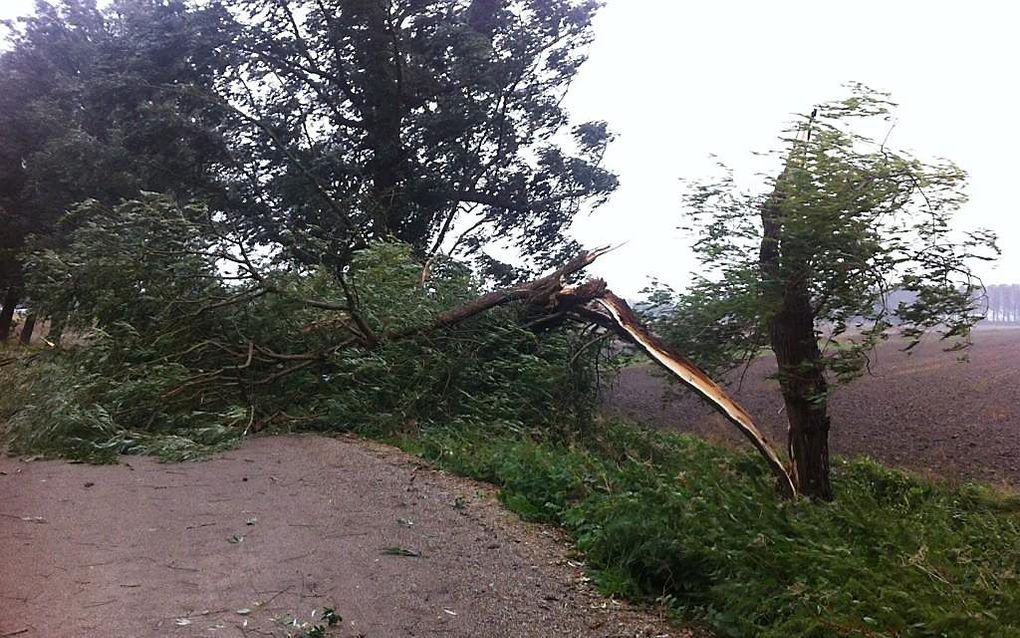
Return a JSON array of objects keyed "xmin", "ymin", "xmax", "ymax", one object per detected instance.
[{"xmin": 3, "ymin": 195, "xmax": 611, "ymax": 460}]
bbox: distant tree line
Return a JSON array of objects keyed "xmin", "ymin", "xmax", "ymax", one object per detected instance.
[{"xmin": 985, "ymin": 283, "xmax": 1020, "ymax": 323}]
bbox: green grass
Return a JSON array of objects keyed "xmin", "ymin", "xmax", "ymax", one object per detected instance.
[
  {"xmin": 392, "ymin": 422, "xmax": 1020, "ymax": 638},
  {"xmin": 6, "ymin": 339, "xmax": 1019, "ymax": 636}
]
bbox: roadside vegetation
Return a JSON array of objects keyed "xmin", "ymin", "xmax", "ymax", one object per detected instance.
[
  {"xmin": 7, "ymin": 320, "xmax": 1018, "ymax": 637},
  {"xmin": 398, "ymin": 420, "xmax": 1020, "ymax": 637}
]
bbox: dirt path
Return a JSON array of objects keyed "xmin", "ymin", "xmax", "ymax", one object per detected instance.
[
  {"xmin": 607, "ymin": 327, "xmax": 1020, "ymax": 486},
  {"xmin": 0, "ymin": 435, "xmax": 680, "ymax": 638}
]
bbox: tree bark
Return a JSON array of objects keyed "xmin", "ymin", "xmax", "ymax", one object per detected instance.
[
  {"xmin": 48, "ymin": 312, "xmax": 66, "ymax": 345},
  {"xmin": 582, "ymin": 291, "xmax": 797, "ymax": 497},
  {"xmin": 0, "ymin": 287, "xmax": 19, "ymax": 341},
  {"xmin": 769, "ymin": 282, "xmax": 832, "ymax": 500},
  {"xmin": 760, "ymin": 172, "xmax": 833, "ymax": 500},
  {"xmin": 19, "ymin": 312, "xmax": 37, "ymax": 344}
]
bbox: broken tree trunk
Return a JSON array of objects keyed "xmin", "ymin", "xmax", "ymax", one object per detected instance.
[
  {"xmin": 578, "ymin": 291, "xmax": 796, "ymax": 498},
  {"xmin": 407, "ymin": 248, "xmax": 797, "ymax": 497}
]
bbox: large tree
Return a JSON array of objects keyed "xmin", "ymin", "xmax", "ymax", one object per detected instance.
[
  {"xmin": 650, "ymin": 87, "xmax": 997, "ymax": 499},
  {"xmin": 0, "ymin": 0, "xmax": 233, "ymax": 339},
  {"xmin": 215, "ymin": 0, "xmax": 617, "ymax": 278}
]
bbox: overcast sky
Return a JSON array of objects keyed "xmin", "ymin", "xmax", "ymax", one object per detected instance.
[
  {"xmin": 568, "ymin": 0, "xmax": 1020, "ymax": 296},
  {"xmin": 2, "ymin": 0, "xmax": 1017, "ymax": 297}
]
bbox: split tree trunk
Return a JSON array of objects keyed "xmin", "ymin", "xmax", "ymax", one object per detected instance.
[
  {"xmin": 584, "ymin": 291, "xmax": 797, "ymax": 497},
  {"xmin": 19, "ymin": 312, "xmax": 37, "ymax": 344},
  {"xmin": 769, "ymin": 282, "xmax": 832, "ymax": 500},
  {"xmin": 0, "ymin": 287, "xmax": 19, "ymax": 341},
  {"xmin": 396, "ymin": 247, "xmax": 798, "ymax": 495}
]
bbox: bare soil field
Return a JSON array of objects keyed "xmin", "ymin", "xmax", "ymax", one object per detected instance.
[
  {"xmin": 607, "ymin": 326, "xmax": 1020, "ymax": 486},
  {"xmin": 0, "ymin": 435, "xmax": 681, "ymax": 638}
]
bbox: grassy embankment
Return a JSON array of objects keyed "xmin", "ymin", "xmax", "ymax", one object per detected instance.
[{"xmin": 393, "ymin": 421, "xmax": 1020, "ymax": 638}]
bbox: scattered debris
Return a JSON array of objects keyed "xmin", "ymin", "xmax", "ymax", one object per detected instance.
[{"xmin": 381, "ymin": 546, "xmax": 421, "ymax": 557}]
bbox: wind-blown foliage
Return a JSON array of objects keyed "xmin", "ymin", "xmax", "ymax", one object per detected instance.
[
  {"xmin": 3, "ymin": 194, "xmax": 609, "ymax": 461},
  {"xmin": 648, "ymin": 86, "xmax": 998, "ymax": 499},
  {"xmin": 0, "ymin": 0, "xmax": 234, "ymax": 336},
  {"xmin": 217, "ymin": 0, "xmax": 617, "ymax": 276},
  {"xmin": 655, "ymin": 89, "xmax": 996, "ymax": 380}
]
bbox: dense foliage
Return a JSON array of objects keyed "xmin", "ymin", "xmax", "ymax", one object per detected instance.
[
  {"xmin": 0, "ymin": 0, "xmax": 618, "ymax": 459},
  {"xmin": 0, "ymin": 0, "xmax": 233, "ymax": 335},
  {"xmin": 400, "ymin": 420, "xmax": 1020, "ymax": 637},
  {"xmin": 647, "ymin": 87, "xmax": 998, "ymax": 498},
  {"xmin": 222, "ymin": 0, "xmax": 617, "ymax": 275},
  {"xmin": 2, "ymin": 196, "xmax": 610, "ymax": 462},
  {"xmin": 1, "ymin": 0, "xmax": 616, "ymax": 336}
]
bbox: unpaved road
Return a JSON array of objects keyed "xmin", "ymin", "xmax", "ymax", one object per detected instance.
[
  {"xmin": 0, "ymin": 435, "xmax": 680, "ymax": 638},
  {"xmin": 607, "ymin": 327, "xmax": 1020, "ymax": 485}
]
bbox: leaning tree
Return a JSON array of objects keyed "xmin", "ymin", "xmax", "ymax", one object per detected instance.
[{"xmin": 650, "ymin": 86, "xmax": 997, "ymax": 499}]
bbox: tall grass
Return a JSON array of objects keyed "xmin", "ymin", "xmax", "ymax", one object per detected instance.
[{"xmin": 396, "ymin": 421, "xmax": 1020, "ymax": 637}]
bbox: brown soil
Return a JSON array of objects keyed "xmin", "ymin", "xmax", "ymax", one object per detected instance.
[
  {"xmin": 0, "ymin": 434, "xmax": 685, "ymax": 638},
  {"xmin": 607, "ymin": 327, "xmax": 1020, "ymax": 486}
]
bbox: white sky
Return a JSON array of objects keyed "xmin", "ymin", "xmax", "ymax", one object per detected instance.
[
  {"xmin": 568, "ymin": 0, "xmax": 1020, "ymax": 296},
  {"xmin": 2, "ymin": 0, "xmax": 1018, "ymax": 297}
]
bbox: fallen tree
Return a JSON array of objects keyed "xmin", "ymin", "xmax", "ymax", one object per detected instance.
[
  {"xmin": 270, "ymin": 244, "xmax": 795, "ymax": 496},
  {"xmin": 16, "ymin": 196, "xmax": 794, "ymax": 494},
  {"xmin": 395, "ymin": 246, "xmax": 797, "ymax": 497}
]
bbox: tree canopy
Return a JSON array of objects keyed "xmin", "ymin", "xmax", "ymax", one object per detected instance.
[
  {"xmin": 212, "ymin": 0, "xmax": 617, "ymax": 276},
  {"xmin": 649, "ymin": 86, "xmax": 998, "ymax": 498},
  {"xmin": 2, "ymin": 0, "xmax": 615, "ymax": 339},
  {"xmin": 0, "ymin": 0, "xmax": 234, "ymax": 335}
]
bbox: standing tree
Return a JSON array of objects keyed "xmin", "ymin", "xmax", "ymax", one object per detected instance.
[
  {"xmin": 214, "ymin": 0, "xmax": 616, "ymax": 278},
  {"xmin": 0, "ymin": 0, "xmax": 234, "ymax": 339},
  {"xmin": 650, "ymin": 87, "xmax": 997, "ymax": 499}
]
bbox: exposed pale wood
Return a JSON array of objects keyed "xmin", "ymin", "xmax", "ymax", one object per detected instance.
[
  {"xmin": 392, "ymin": 248, "xmax": 797, "ymax": 496},
  {"xmin": 582, "ymin": 291, "xmax": 796, "ymax": 497}
]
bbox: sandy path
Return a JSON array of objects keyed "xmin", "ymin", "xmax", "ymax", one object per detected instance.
[{"xmin": 0, "ymin": 435, "xmax": 680, "ymax": 638}]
